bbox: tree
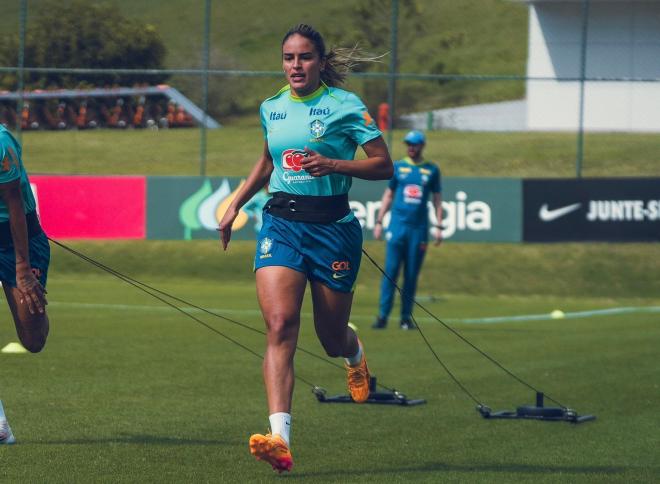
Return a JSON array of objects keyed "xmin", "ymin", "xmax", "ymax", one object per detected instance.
[
  {"xmin": 325, "ymin": 0, "xmax": 466, "ymax": 115},
  {"xmin": 0, "ymin": 0, "xmax": 167, "ymax": 90},
  {"xmin": 325, "ymin": 0, "xmax": 427, "ymax": 111}
]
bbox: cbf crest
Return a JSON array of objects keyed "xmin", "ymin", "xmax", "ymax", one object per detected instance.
[
  {"xmin": 310, "ymin": 119, "xmax": 326, "ymax": 138},
  {"xmin": 259, "ymin": 237, "xmax": 273, "ymax": 259}
]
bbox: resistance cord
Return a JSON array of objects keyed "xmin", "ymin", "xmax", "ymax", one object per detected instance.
[
  {"xmin": 361, "ymin": 247, "xmax": 569, "ymax": 410},
  {"xmin": 50, "ymin": 237, "xmax": 569, "ymax": 410},
  {"xmin": 48, "ymin": 237, "xmax": 398, "ymax": 393}
]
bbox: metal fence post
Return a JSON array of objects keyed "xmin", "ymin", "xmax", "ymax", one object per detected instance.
[
  {"xmin": 387, "ymin": 0, "xmax": 399, "ymax": 148},
  {"xmin": 16, "ymin": 0, "xmax": 27, "ymax": 143},
  {"xmin": 576, "ymin": 0, "xmax": 590, "ymax": 178},
  {"xmin": 199, "ymin": 0, "xmax": 212, "ymax": 177}
]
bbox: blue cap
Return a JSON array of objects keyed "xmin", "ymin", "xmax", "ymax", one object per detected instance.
[{"xmin": 403, "ymin": 130, "xmax": 426, "ymax": 145}]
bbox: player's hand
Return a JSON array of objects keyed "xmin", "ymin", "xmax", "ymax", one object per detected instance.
[
  {"xmin": 16, "ymin": 266, "xmax": 47, "ymax": 315},
  {"xmin": 373, "ymin": 223, "xmax": 383, "ymax": 240},
  {"xmin": 217, "ymin": 206, "xmax": 239, "ymax": 251},
  {"xmin": 301, "ymin": 147, "xmax": 337, "ymax": 177},
  {"xmin": 433, "ymin": 227, "xmax": 443, "ymax": 246}
]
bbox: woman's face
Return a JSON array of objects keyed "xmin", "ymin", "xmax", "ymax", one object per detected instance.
[{"xmin": 282, "ymin": 34, "xmax": 325, "ymax": 97}]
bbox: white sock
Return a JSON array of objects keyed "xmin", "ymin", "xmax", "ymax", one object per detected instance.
[
  {"xmin": 345, "ymin": 345, "xmax": 363, "ymax": 367},
  {"xmin": 0, "ymin": 400, "xmax": 6, "ymax": 420},
  {"xmin": 269, "ymin": 412, "xmax": 291, "ymax": 446}
]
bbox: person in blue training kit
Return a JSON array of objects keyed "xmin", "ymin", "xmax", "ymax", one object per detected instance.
[
  {"xmin": 372, "ymin": 130, "xmax": 442, "ymax": 330},
  {"xmin": 218, "ymin": 24, "xmax": 393, "ymax": 473},
  {"xmin": 0, "ymin": 125, "xmax": 50, "ymax": 445}
]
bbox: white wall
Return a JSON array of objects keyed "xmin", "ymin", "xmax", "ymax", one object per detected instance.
[
  {"xmin": 400, "ymin": 100, "xmax": 527, "ymax": 131},
  {"xmin": 527, "ymin": 0, "xmax": 660, "ymax": 131}
]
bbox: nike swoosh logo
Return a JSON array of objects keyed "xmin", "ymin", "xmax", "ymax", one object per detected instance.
[
  {"xmin": 332, "ymin": 273, "xmax": 348, "ymax": 279},
  {"xmin": 539, "ymin": 203, "xmax": 582, "ymax": 222}
]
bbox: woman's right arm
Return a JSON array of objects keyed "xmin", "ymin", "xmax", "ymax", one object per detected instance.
[{"xmin": 218, "ymin": 140, "xmax": 273, "ymax": 250}]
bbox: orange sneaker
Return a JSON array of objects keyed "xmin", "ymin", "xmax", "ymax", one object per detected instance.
[
  {"xmin": 346, "ymin": 341, "xmax": 370, "ymax": 403},
  {"xmin": 249, "ymin": 433, "xmax": 293, "ymax": 473}
]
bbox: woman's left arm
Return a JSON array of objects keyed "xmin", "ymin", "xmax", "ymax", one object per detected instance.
[{"xmin": 301, "ymin": 136, "xmax": 393, "ymax": 181}]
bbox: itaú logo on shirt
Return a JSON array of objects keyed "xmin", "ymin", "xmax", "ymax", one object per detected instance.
[
  {"xmin": 282, "ymin": 149, "xmax": 306, "ymax": 172},
  {"xmin": 403, "ymin": 184, "xmax": 423, "ymax": 204},
  {"xmin": 269, "ymin": 111, "xmax": 287, "ymax": 121}
]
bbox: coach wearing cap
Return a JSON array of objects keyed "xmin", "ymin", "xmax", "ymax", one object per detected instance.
[{"xmin": 372, "ymin": 130, "xmax": 442, "ymax": 330}]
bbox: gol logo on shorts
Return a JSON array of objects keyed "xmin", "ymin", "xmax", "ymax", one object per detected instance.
[{"xmin": 331, "ymin": 261, "xmax": 351, "ymax": 272}]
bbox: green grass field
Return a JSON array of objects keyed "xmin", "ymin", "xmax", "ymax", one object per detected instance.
[
  {"xmin": 21, "ymin": 128, "xmax": 660, "ymax": 178},
  {"xmin": 1, "ymin": 241, "xmax": 659, "ymax": 482}
]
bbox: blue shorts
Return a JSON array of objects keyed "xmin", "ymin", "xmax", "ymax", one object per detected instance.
[
  {"xmin": 254, "ymin": 212, "xmax": 362, "ymax": 293},
  {"xmin": 0, "ymin": 231, "xmax": 50, "ymax": 288}
]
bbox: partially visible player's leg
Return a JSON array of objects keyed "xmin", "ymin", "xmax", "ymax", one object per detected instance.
[
  {"xmin": 311, "ymin": 282, "xmax": 370, "ymax": 403},
  {"xmin": 0, "ymin": 232, "xmax": 51, "ymax": 352},
  {"xmin": 250, "ymin": 265, "xmax": 306, "ymax": 473},
  {"xmin": 249, "ymin": 213, "xmax": 308, "ymax": 472},
  {"xmin": 0, "ymin": 399, "xmax": 16, "ymax": 445},
  {"xmin": 0, "ymin": 284, "xmax": 40, "ymax": 446},
  {"xmin": 4, "ymin": 284, "xmax": 49, "ymax": 353},
  {"xmin": 311, "ymin": 281, "xmax": 356, "ymax": 358},
  {"xmin": 0, "ymin": 234, "xmax": 50, "ymax": 446},
  {"xmin": 375, "ymin": 229, "xmax": 405, "ymax": 328},
  {"xmin": 400, "ymin": 227, "xmax": 428, "ymax": 329},
  {"xmin": 256, "ymin": 266, "xmax": 306, "ymax": 417},
  {"xmin": 306, "ymin": 218, "xmax": 370, "ymax": 402},
  {"xmin": 2, "ymin": 284, "xmax": 49, "ymax": 446}
]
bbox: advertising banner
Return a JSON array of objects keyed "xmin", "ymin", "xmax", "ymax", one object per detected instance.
[
  {"xmin": 523, "ymin": 178, "xmax": 660, "ymax": 242},
  {"xmin": 147, "ymin": 176, "xmax": 522, "ymax": 242},
  {"xmin": 31, "ymin": 175, "xmax": 146, "ymax": 239},
  {"xmin": 29, "ymin": 174, "xmax": 658, "ymax": 243},
  {"xmin": 146, "ymin": 176, "xmax": 264, "ymax": 241},
  {"xmin": 351, "ymin": 178, "xmax": 521, "ymax": 242}
]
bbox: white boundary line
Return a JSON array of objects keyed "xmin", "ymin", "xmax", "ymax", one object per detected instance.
[
  {"xmin": 443, "ymin": 306, "xmax": 660, "ymax": 324},
  {"xmin": 48, "ymin": 301, "xmax": 660, "ymax": 325}
]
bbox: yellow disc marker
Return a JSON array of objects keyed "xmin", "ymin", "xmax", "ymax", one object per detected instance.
[{"xmin": 1, "ymin": 342, "xmax": 28, "ymax": 354}]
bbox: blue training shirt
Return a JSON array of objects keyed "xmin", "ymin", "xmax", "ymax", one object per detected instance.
[
  {"xmin": 0, "ymin": 125, "xmax": 37, "ymax": 222},
  {"xmin": 388, "ymin": 157, "xmax": 441, "ymax": 226},
  {"xmin": 260, "ymin": 84, "xmax": 381, "ymax": 196}
]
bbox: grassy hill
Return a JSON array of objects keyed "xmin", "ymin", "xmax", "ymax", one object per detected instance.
[{"xmin": 0, "ymin": 0, "xmax": 528, "ymax": 118}]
